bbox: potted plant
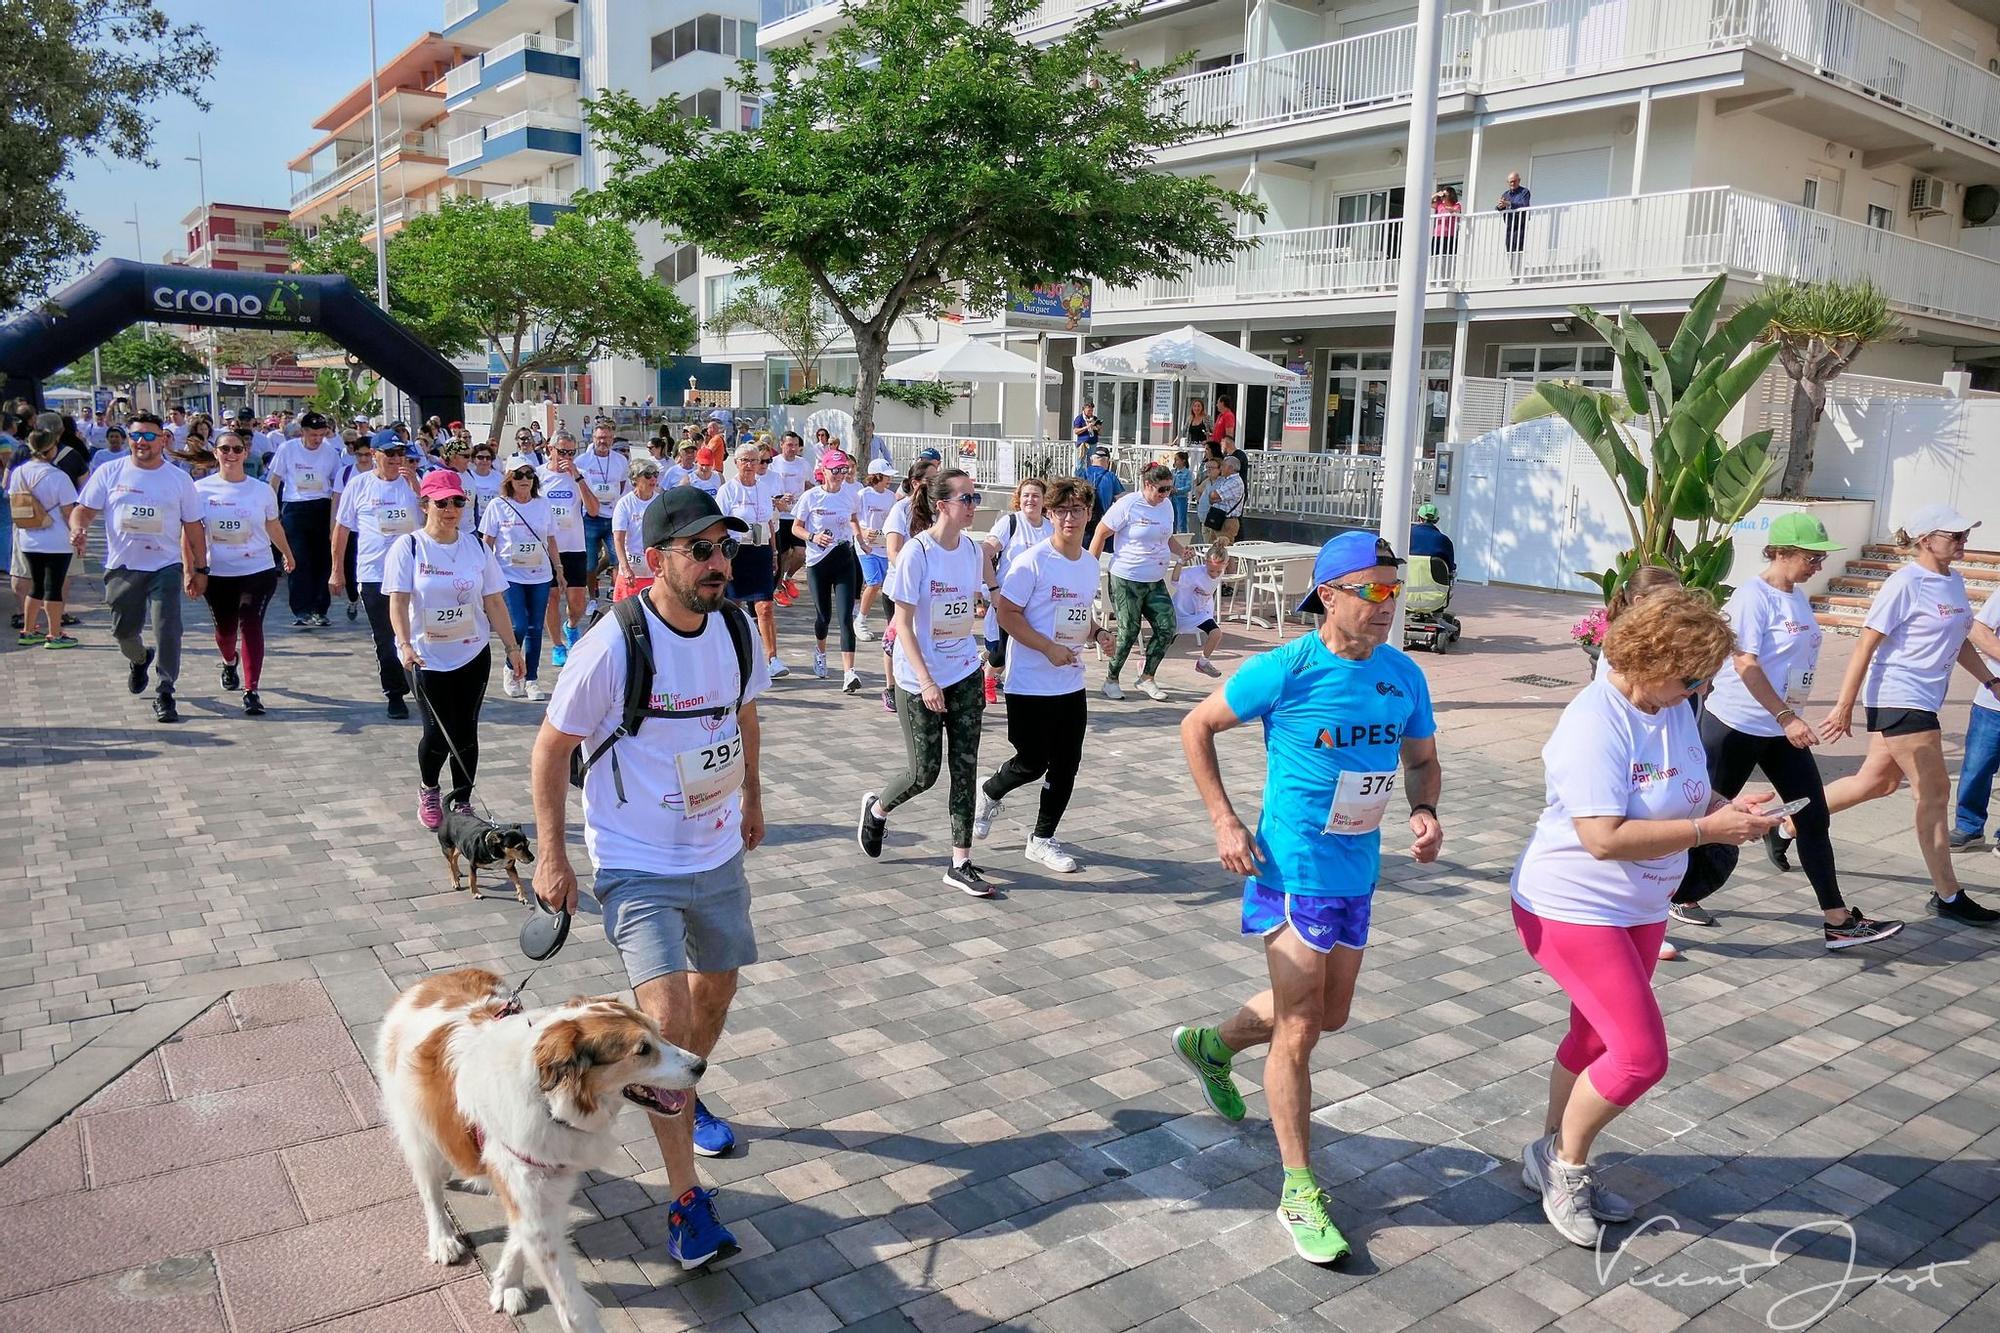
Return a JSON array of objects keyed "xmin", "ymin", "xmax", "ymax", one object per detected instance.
[{"xmin": 1571, "ymin": 605, "xmax": 1608, "ymax": 664}]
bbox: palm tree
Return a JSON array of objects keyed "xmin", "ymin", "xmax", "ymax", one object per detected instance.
[{"xmin": 1763, "ymin": 278, "xmax": 1900, "ymax": 499}]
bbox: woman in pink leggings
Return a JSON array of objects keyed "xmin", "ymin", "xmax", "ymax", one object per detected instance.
[{"xmin": 1510, "ymin": 587, "xmax": 1779, "ymax": 1246}]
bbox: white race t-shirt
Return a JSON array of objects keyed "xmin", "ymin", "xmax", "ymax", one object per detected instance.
[
  {"xmin": 1510, "ymin": 678, "xmax": 1708, "ymax": 927},
  {"xmin": 267, "ymin": 439, "xmax": 339, "ymax": 502},
  {"xmin": 1173, "ymin": 564, "xmax": 1221, "ymax": 628},
  {"xmin": 796, "ymin": 485, "xmax": 861, "ymax": 567},
  {"xmin": 380, "ymin": 530, "xmax": 506, "ymax": 673},
  {"xmin": 545, "ymin": 601, "xmax": 771, "ymax": 877},
  {"xmin": 537, "ymin": 467, "xmax": 589, "ymax": 553},
  {"xmin": 195, "ymin": 475, "xmax": 279, "ymax": 577},
  {"xmin": 578, "ymin": 450, "xmax": 629, "ymax": 508},
  {"xmin": 983, "ymin": 511, "xmax": 1051, "ymax": 639},
  {"xmin": 1861, "ymin": 563, "xmax": 1972, "ymax": 712},
  {"xmin": 334, "ymin": 472, "xmax": 421, "ymax": 583},
  {"xmin": 854, "ymin": 485, "xmax": 897, "ymax": 557},
  {"xmin": 884, "ymin": 496, "xmax": 915, "ymax": 545},
  {"xmin": 884, "ymin": 531, "xmax": 985, "ymax": 693},
  {"xmin": 685, "ymin": 469, "xmax": 722, "ymax": 497},
  {"xmin": 7, "ymin": 461, "xmax": 79, "ymax": 555},
  {"xmin": 79, "ymin": 458, "xmax": 201, "ymax": 573},
  {"xmin": 464, "ymin": 466, "xmax": 503, "ymax": 523},
  {"xmin": 998, "ymin": 541, "xmax": 1099, "ymax": 697},
  {"xmin": 717, "ymin": 478, "xmax": 774, "ymax": 547},
  {"xmin": 611, "ymin": 490, "xmax": 655, "ymax": 570},
  {"xmin": 1972, "ymin": 590, "xmax": 2000, "ymax": 716},
  {"xmin": 1100, "ymin": 492, "xmax": 1176, "ymax": 582},
  {"xmin": 479, "ymin": 495, "xmax": 557, "ymax": 586},
  {"xmin": 767, "ymin": 455, "xmax": 810, "ymax": 517},
  {"xmin": 1706, "ymin": 577, "xmax": 1823, "ymax": 737}
]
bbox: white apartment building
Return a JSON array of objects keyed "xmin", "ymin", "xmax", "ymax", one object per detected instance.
[
  {"xmin": 741, "ymin": 0, "xmax": 2000, "ymax": 457},
  {"xmin": 441, "ymin": 0, "xmax": 763, "ymax": 407}
]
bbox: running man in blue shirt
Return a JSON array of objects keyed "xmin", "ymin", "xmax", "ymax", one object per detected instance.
[{"xmin": 1174, "ymin": 531, "xmax": 1444, "ymax": 1264}]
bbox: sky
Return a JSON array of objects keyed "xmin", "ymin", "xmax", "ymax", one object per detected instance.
[{"xmin": 61, "ymin": 0, "xmax": 436, "ymax": 285}]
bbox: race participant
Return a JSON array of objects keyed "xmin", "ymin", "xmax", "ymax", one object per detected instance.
[
  {"xmin": 1668, "ymin": 515, "xmax": 1901, "ymax": 947},
  {"xmin": 876, "ymin": 455, "xmax": 940, "ymax": 713},
  {"xmin": 530, "ymin": 487, "xmax": 770, "ymax": 1268},
  {"xmin": 793, "ymin": 448, "xmax": 865, "ymax": 690},
  {"xmin": 1172, "ymin": 546, "xmax": 1229, "ymax": 678},
  {"xmin": 686, "ymin": 442, "xmax": 724, "ymax": 496},
  {"xmin": 1819, "ymin": 504, "xmax": 2000, "ymax": 926},
  {"xmin": 1511, "ymin": 587, "xmax": 1775, "ymax": 1247},
  {"xmin": 1170, "ymin": 532, "xmax": 1442, "ymax": 1265},
  {"xmin": 611, "ymin": 456, "xmax": 662, "ymax": 600},
  {"xmin": 539, "ymin": 434, "xmax": 601, "ymax": 668},
  {"xmin": 665, "ymin": 440, "xmax": 699, "ymax": 488},
  {"xmin": 70, "ymin": 411, "xmax": 208, "ymax": 723},
  {"xmin": 384, "ymin": 470, "xmax": 524, "ymax": 829},
  {"xmin": 857, "ymin": 469, "xmax": 994, "ymax": 895},
  {"xmin": 767, "ymin": 432, "xmax": 811, "ymax": 607},
  {"xmin": 1090, "ymin": 462, "xmax": 1188, "ymax": 701},
  {"xmin": 480, "ymin": 454, "xmax": 561, "ymax": 703},
  {"xmin": 9, "ymin": 428, "xmax": 80, "ymax": 649},
  {"xmin": 979, "ymin": 479, "xmax": 1052, "ymax": 706},
  {"xmin": 718, "ymin": 443, "xmax": 785, "ymax": 677},
  {"xmin": 332, "ymin": 430, "xmax": 422, "ymax": 719},
  {"xmin": 197, "ymin": 429, "xmax": 295, "ymax": 715},
  {"xmin": 853, "ymin": 460, "xmax": 898, "ymax": 642},
  {"xmin": 579, "ymin": 421, "xmax": 630, "ymax": 607},
  {"xmin": 972, "ymin": 477, "xmax": 1097, "ymax": 873},
  {"xmin": 266, "ymin": 409, "xmax": 342, "ymax": 627},
  {"xmin": 464, "ymin": 442, "xmax": 503, "ymax": 526},
  {"xmin": 331, "ymin": 433, "xmax": 373, "ymax": 622}
]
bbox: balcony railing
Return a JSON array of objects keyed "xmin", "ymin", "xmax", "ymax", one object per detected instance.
[
  {"xmin": 290, "ymin": 131, "xmax": 442, "ymax": 205},
  {"xmin": 485, "ymin": 108, "xmax": 583, "ymax": 138},
  {"xmin": 448, "ymin": 128, "xmax": 487, "ymax": 168},
  {"xmin": 490, "ymin": 186, "xmax": 577, "ymax": 208},
  {"xmin": 1099, "ymin": 188, "xmax": 2000, "ymax": 332},
  {"xmin": 762, "ymin": 0, "xmax": 835, "ymax": 25},
  {"xmin": 443, "ymin": 0, "xmax": 480, "ymax": 24},
  {"xmin": 485, "ymin": 32, "xmax": 580, "ymax": 61},
  {"xmin": 445, "ymin": 60, "xmax": 483, "ymax": 99},
  {"xmin": 1155, "ymin": 0, "xmax": 2000, "ymax": 155}
]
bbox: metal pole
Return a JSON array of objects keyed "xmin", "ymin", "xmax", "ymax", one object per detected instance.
[
  {"xmin": 1034, "ymin": 333, "xmax": 1048, "ymax": 448},
  {"xmin": 1381, "ymin": 0, "xmax": 1447, "ymax": 638},
  {"xmin": 188, "ymin": 135, "xmax": 218, "ymax": 416},
  {"xmin": 128, "ymin": 210, "xmax": 156, "ymax": 410},
  {"xmin": 366, "ymin": 0, "xmax": 389, "ymax": 311}
]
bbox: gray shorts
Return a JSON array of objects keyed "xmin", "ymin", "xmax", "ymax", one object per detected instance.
[
  {"xmin": 9, "ymin": 532, "xmax": 27, "ymax": 580},
  {"xmin": 589, "ymin": 852, "xmax": 757, "ymax": 988}
]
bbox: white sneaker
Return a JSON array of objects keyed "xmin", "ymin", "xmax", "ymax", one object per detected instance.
[
  {"xmin": 813, "ymin": 648, "xmax": 828, "ymax": 679},
  {"xmin": 769, "ymin": 655, "xmax": 791, "ymax": 679},
  {"xmin": 1102, "ymin": 676, "xmax": 1124, "ymax": 701},
  {"xmin": 1195, "ymin": 657, "xmax": 1221, "ymax": 678},
  {"xmin": 502, "ymin": 673, "xmax": 524, "ymax": 699},
  {"xmin": 525, "ymin": 681, "xmax": 547, "ymax": 702},
  {"xmin": 853, "ymin": 616, "xmax": 876, "ymax": 642},
  {"xmin": 842, "ymin": 671, "xmax": 862, "ymax": 694},
  {"xmin": 1137, "ymin": 678, "xmax": 1167, "ymax": 702},
  {"xmin": 586, "ymin": 597, "xmax": 601, "ymax": 619},
  {"xmin": 973, "ymin": 791, "xmax": 1000, "ymax": 840},
  {"xmin": 1026, "ymin": 836, "xmax": 1079, "ymax": 873}
]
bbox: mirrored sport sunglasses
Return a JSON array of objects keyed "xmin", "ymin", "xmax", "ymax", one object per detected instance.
[
  {"xmin": 1331, "ymin": 580, "xmax": 1403, "ymax": 604},
  {"xmin": 129, "ymin": 430, "xmax": 161, "ymax": 442},
  {"xmin": 946, "ymin": 491, "xmax": 982, "ymax": 507}
]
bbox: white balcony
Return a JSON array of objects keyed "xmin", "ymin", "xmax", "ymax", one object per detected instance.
[
  {"xmin": 1098, "ymin": 188, "xmax": 2000, "ymax": 333},
  {"xmin": 290, "ymin": 131, "xmax": 442, "ymax": 206},
  {"xmin": 445, "ymin": 60, "xmax": 483, "ymax": 100},
  {"xmin": 444, "ymin": 0, "xmax": 480, "ymax": 24},
  {"xmin": 485, "ymin": 108, "xmax": 582, "ymax": 138},
  {"xmin": 483, "ymin": 32, "xmax": 580, "ymax": 62},
  {"xmin": 448, "ymin": 128, "xmax": 487, "ymax": 169},
  {"xmin": 490, "ymin": 185, "xmax": 576, "ymax": 208}
]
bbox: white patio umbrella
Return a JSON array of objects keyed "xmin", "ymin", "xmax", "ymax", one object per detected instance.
[
  {"xmin": 883, "ymin": 339, "xmax": 1062, "ymax": 385},
  {"xmin": 1072, "ymin": 325, "xmax": 1300, "ymax": 386}
]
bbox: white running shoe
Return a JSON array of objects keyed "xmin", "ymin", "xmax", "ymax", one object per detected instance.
[
  {"xmin": 502, "ymin": 673, "xmax": 524, "ymax": 699},
  {"xmin": 525, "ymin": 681, "xmax": 547, "ymax": 702},
  {"xmin": 813, "ymin": 648, "xmax": 828, "ymax": 679},
  {"xmin": 842, "ymin": 671, "xmax": 862, "ymax": 694},
  {"xmin": 1137, "ymin": 678, "xmax": 1167, "ymax": 702},
  {"xmin": 769, "ymin": 655, "xmax": 791, "ymax": 678},
  {"xmin": 1195, "ymin": 657, "xmax": 1221, "ymax": 678},
  {"xmin": 1025, "ymin": 836, "xmax": 1079, "ymax": 873},
  {"xmin": 973, "ymin": 791, "xmax": 1000, "ymax": 840},
  {"xmin": 1102, "ymin": 676, "xmax": 1124, "ymax": 701},
  {"xmin": 853, "ymin": 616, "xmax": 876, "ymax": 642}
]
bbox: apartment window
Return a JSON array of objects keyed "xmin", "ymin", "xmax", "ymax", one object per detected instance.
[
  {"xmin": 678, "ymin": 89, "xmax": 724, "ymax": 128},
  {"xmin": 651, "ymin": 13, "xmax": 751, "ymax": 68},
  {"xmin": 654, "ymin": 245, "xmax": 700, "ymax": 286},
  {"xmin": 769, "ymin": 355, "xmax": 860, "ymax": 401},
  {"xmin": 1867, "ymin": 204, "xmax": 1893, "ymax": 230},
  {"xmin": 1193, "ymin": 53, "xmax": 1244, "ymax": 74},
  {"xmin": 740, "ymin": 95, "xmax": 763, "ymax": 130},
  {"xmin": 1801, "ymin": 177, "xmax": 1821, "ymax": 210},
  {"xmin": 1496, "ymin": 345, "xmax": 1615, "ymax": 386}
]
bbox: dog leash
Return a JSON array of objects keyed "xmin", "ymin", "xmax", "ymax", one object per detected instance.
[
  {"xmin": 404, "ymin": 661, "xmax": 504, "ymax": 827},
  {"xmin": 497, "ymin": 965, "xmax": 543, "ymax": 1018}
]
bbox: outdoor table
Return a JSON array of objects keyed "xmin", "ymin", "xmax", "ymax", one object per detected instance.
[{"xmin": 1221, "ymin": 540, "xmax": 1321, "ymax": 631}]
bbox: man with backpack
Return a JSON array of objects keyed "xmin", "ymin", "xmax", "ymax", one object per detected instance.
[{"xmin": 529, "ymin": 487, "xmax": 767, "ymax": 1272}]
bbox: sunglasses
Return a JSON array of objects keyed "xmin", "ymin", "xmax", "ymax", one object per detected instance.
[
  {"xmin": 555, "ymin": 448, "xmax": 576, "ymax": 457},
  {"xmin": 1936, "ymin": 530, "xmax": 1972, "ymax": 542},
  {"xmin": 130, "ymin": 430, "xmax": 161, "ymax": 442},
  {"xmin": 215, "ymin": 444, "xmax": 247, "ymax": 455},
  {"xmin": 1681, "ymin": 676, "xmax": 1707, "ymax": 693},
  {"xmin": 1330, "ymin": 580, "xmax": 1403, "ymax": 604},
  {"xmin": 947, "ymin": 491, "xmax": 982, "ymax": 507},
  {"xmin": 671, "ymin": 537, "xmax": 740, "ymax": 562},
  {"xmin": 508, "ymin": 468, "xmax": 536, "ymax": 479},
  {"xmin": 473, "ymin": 452, "xmax": 494, "ymax": 460},
  {"xmin": 429, "ymin": 496, "xmax": 468, "ymax": 509}
]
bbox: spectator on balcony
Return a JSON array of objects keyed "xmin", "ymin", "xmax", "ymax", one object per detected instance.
[
  {"xmin": 1497, "ymin": 172, "xmax": 1531, "ymax": 276},
  {"xmin": 1431, "ymin": 186, "xmax": 1462, "ymax": 279}
]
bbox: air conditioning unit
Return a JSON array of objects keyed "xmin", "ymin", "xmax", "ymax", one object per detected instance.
[{"xmin": 1911, "ymin": 176, "xmax": 1950, "ymax": 217}]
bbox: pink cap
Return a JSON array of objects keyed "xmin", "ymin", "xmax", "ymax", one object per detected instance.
[
  {"xmin": 419, "ymin": 469, "xmax": 466, "ymax": 501},
  {"xmin": 819, "ymin": 448, "xmax": 853, "ymax": 471}
]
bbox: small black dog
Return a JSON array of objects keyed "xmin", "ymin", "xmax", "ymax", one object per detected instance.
[{"xmin": 439, "ymin": 808, "xmax": 534, "ymax": 902}]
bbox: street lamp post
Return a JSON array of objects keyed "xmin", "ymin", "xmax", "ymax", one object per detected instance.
[
  {"xmin": 127, "ymin": 210, "xmax": 157, "ymax": 410},
  {"xmin": 1379, "ymin": 0, "xmax": 1448, "ymax": 638},
  {"xmin": 186, "ymin": 134, "xmax": 220, "ymax": 417}
]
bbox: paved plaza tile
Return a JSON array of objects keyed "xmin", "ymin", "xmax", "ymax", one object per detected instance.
[{"xmin": 2, "ymin": 579, "xmax": 1998, "ymax": 1330}]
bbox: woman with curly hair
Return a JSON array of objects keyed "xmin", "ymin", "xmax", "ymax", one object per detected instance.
[{"xmin": 1511, "ymin": 586, "xmax": 1779, "ymax": 1248}]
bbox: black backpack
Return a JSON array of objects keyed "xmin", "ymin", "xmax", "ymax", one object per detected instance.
[{"xmin": 568, "ymin": 594, "xmax": 756, "ymax": 804}]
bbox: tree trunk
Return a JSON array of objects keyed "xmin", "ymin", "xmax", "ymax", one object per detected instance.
[
  {"xmin": 1779, "ymin": 377, "xmax": 1825, "ymax": 500},
  {"xmin": 851, "ymin": 324, "xmax": 889, "ymax": 455},
  {"xmin": 489, "ymin": 365, "xmax": 528, "ymax": 449}
]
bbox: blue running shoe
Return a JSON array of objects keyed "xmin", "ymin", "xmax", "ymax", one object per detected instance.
[
  {"xmin": 691, "ymin": 1098, "xmax": 735, "ymax": 1157},
  {"xmin": 666, "ymin": 1186, "xmax": 736, "ymax": 1270},
  {"xmin": 550, "ymin": 642, "xmax": 568, "ymax": 668},
  {"xmin": 565, "ymin": 623, "xmax": 582, "ymax": 647}
]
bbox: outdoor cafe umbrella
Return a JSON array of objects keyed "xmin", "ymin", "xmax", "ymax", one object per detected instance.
[
  {"xmin": 884, "ymin": 337, "xmax": 1065, "ymax": 448},
  {"xmin": 1072, "ymin": 324, "xmax": 1301, "ymax": 387}
]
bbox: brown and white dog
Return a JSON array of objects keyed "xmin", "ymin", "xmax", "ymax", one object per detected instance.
[{"xmin": 377, "ymin": 968, "xmax": 703, "ymax": 1332}]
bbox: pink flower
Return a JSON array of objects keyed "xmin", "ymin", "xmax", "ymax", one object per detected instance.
[{"xmin": 1570, "ymin": 606, "xmax": 1608, "ymax": 647}]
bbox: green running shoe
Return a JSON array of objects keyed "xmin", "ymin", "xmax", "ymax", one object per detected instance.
[
  {"xmin": 1171, "ymin": 1025, "xmax": 1245, "ymax": 1122},
  {"xmin": 1276, "ymin": 1186, "xmax": 1351, "ymax": 1264}
]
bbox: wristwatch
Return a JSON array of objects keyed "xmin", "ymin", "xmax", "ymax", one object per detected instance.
[
  {"xmin": 193, "ymin": 566, "xmax": 211, "ymax": 575},
  {"xmin": 1411, "ymin": 802, "xmax": 1438, "ymax": 819}
]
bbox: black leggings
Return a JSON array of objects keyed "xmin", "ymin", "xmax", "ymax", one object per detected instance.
[
  {"xmin": 983, "ymin": 689, "xmax": 1087, "ymax": 839},
  {"xmin": 808, "ymin": 544, "xmax": 860, "ymax": 652},
  {"xmin": 359, "ymin": 582, "xmax": 407, "ymax": 700},
  {"xmin": 23, "ymin": 551, "xmax": 71, "ymax": 602},
  {"xmin": 204, "ymin": 567, "xmax": 280, "ymax": 691},
  {"xmin": 879, "ymin": 672, "xmax": 985, "ymax": 847},
  {"xmin": 410, "ymin": 646, "xmax": 491, "ymax": 805},
  {"xmin": 1675, "ymin": 711, "xmax": 1843, "ymax": 912}
]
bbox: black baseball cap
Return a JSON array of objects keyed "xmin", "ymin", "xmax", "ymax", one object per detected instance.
[
  {"xmin": 642, "ymin": 487, "xmax": 748, "ymax": 549},
  {"xmin": 298, "ymin": 410, "xmax": 331, "ymax": 430}
]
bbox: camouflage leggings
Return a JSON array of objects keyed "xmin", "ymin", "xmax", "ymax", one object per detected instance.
[
  {"xmin": 879, "ymin": 672, "xmax": 986, "ymax": 847},
  {"xmin": 1107, "ymin": 575, "xmax": 1177, "ymax": 679}
]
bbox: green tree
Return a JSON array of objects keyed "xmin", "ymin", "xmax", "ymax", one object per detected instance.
[
  {"xmin": 1512, "ymin": 275, "xmax": 1781, "ymax": 597},
  {"xmin": 392, "ymin": 199, "xmax": 695, "ymax": 446},
  {"xmin": 72, "ymin": 326, "xmax": 202, "ymax": 400},
  {"xmin": 587, "ymin": 0, "xmax": 1254, "ymax": 447},
  {"xmin": 279, "ymin": 209, "xmax": 475, "ymax": 355},
  {"xmin": 0, "ymin": 0, "xmax": 216, "ymax": 311},
  {"xmin": 1762, "ymin": 278, "xmax": 1901, "ymax": 500},
  {"xmin": 708, "ymin": 264, "xmax": 842, "ymax": 392},
  {"xmin": 309, "ymin": 367, "xmax": 380, "ymax": 423}
]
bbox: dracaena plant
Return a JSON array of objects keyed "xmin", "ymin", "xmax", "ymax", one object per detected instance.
[{"xmin": 1511, "ymin": 273, "xmax": 1781, "ymax": 602}]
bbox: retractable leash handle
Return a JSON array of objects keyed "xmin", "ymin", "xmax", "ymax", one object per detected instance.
[{"xmin": 519, "ymin": 891, "xmax": 571, "ymax": 962}]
